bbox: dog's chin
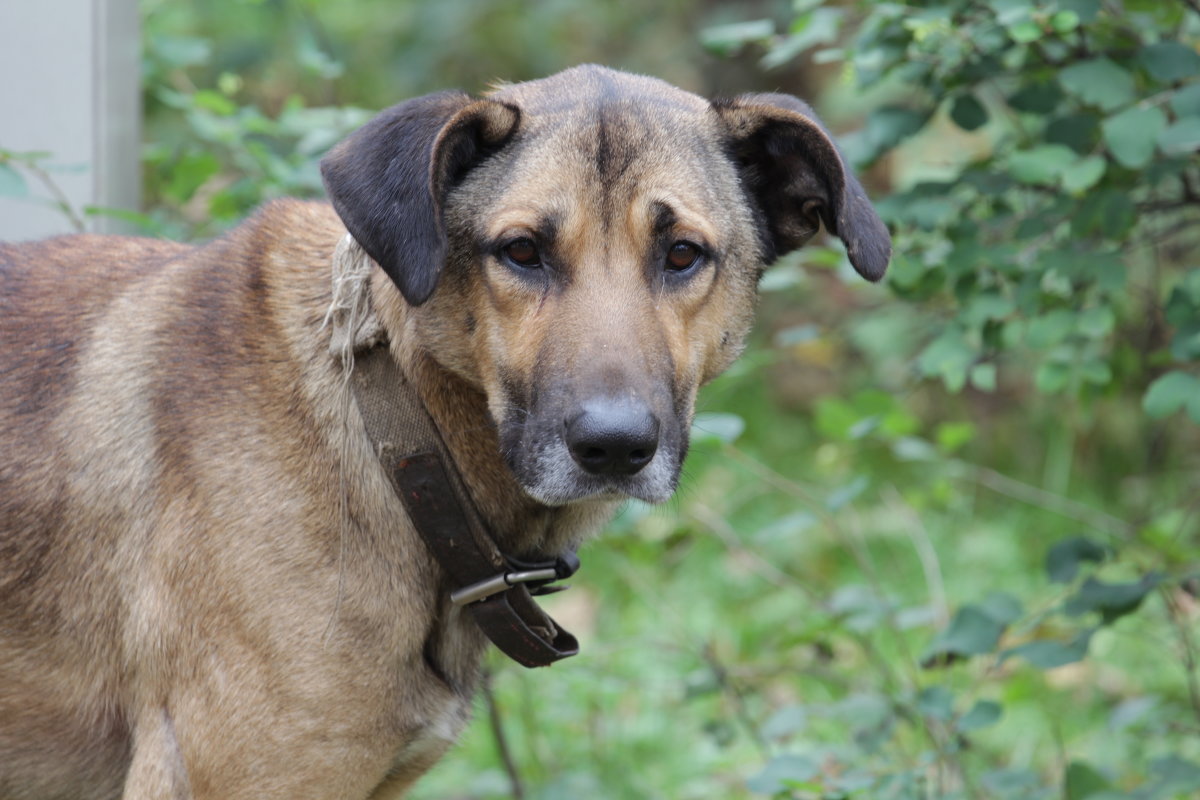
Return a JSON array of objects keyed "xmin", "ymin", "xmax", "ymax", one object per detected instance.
[{"xmin": 512, "ymin": 448, "xmax": 680, "ymax": 508}]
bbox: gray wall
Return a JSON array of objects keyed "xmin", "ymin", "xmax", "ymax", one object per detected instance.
[{"xmin": 0, "ymin": 0, "xmax": 140, "ymax": 241}]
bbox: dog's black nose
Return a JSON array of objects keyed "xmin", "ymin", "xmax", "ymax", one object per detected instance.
[{"xmin": 565, "ymin": 401, "xmax": 660, "ymax": 476}]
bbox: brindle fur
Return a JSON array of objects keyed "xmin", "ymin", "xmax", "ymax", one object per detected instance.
[{"xmin": 0, "ymin": 66, "xmax": 889, "ymax": 799}]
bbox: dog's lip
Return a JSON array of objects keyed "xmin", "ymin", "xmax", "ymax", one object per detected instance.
[{"xmin": 521, "ymin": 473, "xmax": 676, "ymax": 507}]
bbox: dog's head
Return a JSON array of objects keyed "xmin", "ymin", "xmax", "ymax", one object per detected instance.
[{"xmin": 321, "ymin": 65, "xmax": 889, "ymax": 507}]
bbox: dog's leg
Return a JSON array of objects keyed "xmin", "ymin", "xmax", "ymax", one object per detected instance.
[
  {"xmin": 366, "ymin": 736, "xmax": 455, "ymax": 800},
  {"xmin": 121, "ymin": 707, "xmax": 192, "ymax": 800}
]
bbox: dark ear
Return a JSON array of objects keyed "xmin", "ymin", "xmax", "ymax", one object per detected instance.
[
  {"xmin": 714, "ymin": 93, "xmax": 891, "ymax": 282},
  {"xmin": 321, "ymin": 92, "xmax": 521, "ymax": 305}
]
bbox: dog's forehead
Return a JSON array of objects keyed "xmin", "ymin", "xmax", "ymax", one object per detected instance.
[
  {"xmin": 487, "ymin": 64, "xmax": 710, "ymax": 127},
  {"xmin": 472, "ymin": 66, "xmax": 735, "ymax": 226}
]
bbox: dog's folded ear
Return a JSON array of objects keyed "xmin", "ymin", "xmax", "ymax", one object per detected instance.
[
  {"xmin": 713, "ymin": 93, "xmax": 891, "ymax": 282},
  {"xmin": 321, "ymin": 92, "xmax": 521, "ymax": 305}
]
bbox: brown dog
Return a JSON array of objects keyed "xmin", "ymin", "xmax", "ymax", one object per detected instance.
[{"xmin": 0, "ymin": 65, "xmax": 889, "ymax": 799}]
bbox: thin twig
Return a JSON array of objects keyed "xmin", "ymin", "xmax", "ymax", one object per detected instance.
[
  {"xmin": 481, "ymin": 667, "xmax": 526, "ymax": 800},
  {"xmin": 700, "ymin": 641, "xmax": 772, "ymax": 760},
  {"xmin": 948, "ymin": 461, "xmax": 1133, "ymax": 538},
  {"xmin": 19, "ymin": 159, "xmax": 87, "ymax": 232},
  {"xmin": 1162, "ymin": 589, "xmax": 1200, "ymax": 725},
  {"xmin": 882, "ymin": 486, "xmax": 949, "ymax": 627}
]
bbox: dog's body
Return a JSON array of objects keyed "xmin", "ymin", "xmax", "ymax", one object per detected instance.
[{"xmin": 0, "ymin": 66, "xmax": 888, "ymax": 799}]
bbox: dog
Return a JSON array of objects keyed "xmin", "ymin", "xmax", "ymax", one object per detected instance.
[{"xmin": 0, "ymin": 65, "xmax": 889, "ymax": 799}]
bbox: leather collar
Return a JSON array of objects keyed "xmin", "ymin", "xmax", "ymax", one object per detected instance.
[
  {"xmin": 326, "ymin": 233, "xmax": 579, "ymax": 667},
  {"xmin": 350, "ymin": 343, "xmax": 580, "ymax": 668}
]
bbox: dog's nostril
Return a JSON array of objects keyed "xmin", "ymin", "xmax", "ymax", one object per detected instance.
[{"xmin": 565, "ymin": 401, "xmax": 660, "ymax": 477}]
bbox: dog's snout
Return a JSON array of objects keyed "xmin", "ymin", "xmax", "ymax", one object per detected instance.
[{"xmin": 565, "ymin": 401, "xmax": 660, "ymax": 476}]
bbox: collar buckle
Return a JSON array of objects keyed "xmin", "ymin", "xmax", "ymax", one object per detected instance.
[{"xmin": 450, "ymin": 553, "xmax": 580, "ymax": 606}]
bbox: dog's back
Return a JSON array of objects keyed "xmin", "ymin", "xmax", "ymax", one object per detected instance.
[{"xmin": 0, "ymin": 202, "xmax": 356, "ymax": 799}]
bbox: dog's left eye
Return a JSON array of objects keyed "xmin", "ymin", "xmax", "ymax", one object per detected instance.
[
  {"xmin": 665, "ymin": 241, "xmax": 702, "ymax": 272},
  {"xmin": 503, "ymin": 238, "xmax": 542, "ymax": 269}
]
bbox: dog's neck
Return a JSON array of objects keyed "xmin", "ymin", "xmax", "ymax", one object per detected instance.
[{"xmin": 367, "ymin": 270, "xmax": 619, "ymax": 560}]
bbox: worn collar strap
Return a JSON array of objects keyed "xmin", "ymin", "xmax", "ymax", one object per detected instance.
[{"xmin": 328, "ymin": 235, "xmax": 579, "ymax": 668}]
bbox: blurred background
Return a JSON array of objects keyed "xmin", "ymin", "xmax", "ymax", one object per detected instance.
[{"xmin": 2, "ymin": 1, "xmax": 1199, "ymax": 798}]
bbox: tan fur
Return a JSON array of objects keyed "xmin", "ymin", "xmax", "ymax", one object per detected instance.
[{"xmin": 0, "ymin": 66, "xmax": 888, "ymax": 799}]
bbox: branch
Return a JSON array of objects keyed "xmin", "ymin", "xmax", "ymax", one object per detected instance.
[
  {"xmin": 1161, "ymin": 588, "xmax": 1200, "ymax": 725},
  {"xmin": 700, "ymin": 641, "xmax": 772, "ymax": 760},
  {"xmin": 481, "ymin": 667, "xmax": 526, "ymax": 800},
  {"xmin": 0, "ymin": 155, "xmax": 88, "ymax": 233},
  {"xmin": 948, "ymin": 461, "xmax": 1134, "ymax": 538}
]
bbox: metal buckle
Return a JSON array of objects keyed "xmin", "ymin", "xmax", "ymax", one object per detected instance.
[
  {"xmin": 451, "ymin": 568, "xmax": 559, "ymax": 606},
  {"xmin": 449, "ymin": 552, "xmax": 580, "ymax": 607}
]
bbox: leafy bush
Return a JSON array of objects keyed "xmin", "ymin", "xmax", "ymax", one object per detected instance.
[{"xmin": 676, "ymin": 1, "xmax": 1200, "ymax": 798}]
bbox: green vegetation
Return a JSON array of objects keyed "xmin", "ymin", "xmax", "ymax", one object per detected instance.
[{"xmin": 7, "ymin": 1, "xmax": 1199, "ymax": 797}]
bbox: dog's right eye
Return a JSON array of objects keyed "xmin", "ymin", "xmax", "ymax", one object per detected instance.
[{"xmin": 502, "ymin": 238, "xmax": 542, "ymax": 269}]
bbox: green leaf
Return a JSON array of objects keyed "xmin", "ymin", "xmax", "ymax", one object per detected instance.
[
  {"xmin": 1059, "ymin": 58, "xmax": 1136, "ymax": 110},
  {"xmin": 1172, "ymin": 84, "xmax": 1200, "ymax": 117},
  {"xmin": 1159, "ymin": 117, "xmax": 1200, "ymax": 157},
  {"xmin": 1035, "ymin": 361, "xmax": 1071, "ymax": 394},
  {"xmin": 1143, "ymin": 371, "xmax": 1200, "ymax": 419},
  {"xmin": 1072, "ymin": 190, "xmax": 1136, "ymax": 240},
  {"xmin": 958, "ymin": 700, "xmax": 1003, "ymax": 732},
  {"xmin": 826, "ymin": 476, "xmax": 869, "ymax": 511},
  {"xmin": 1009, "ymin": 81, "xmax": 1065, "ymax": 113},
  {"xmin": 164, "ymin": 151, "xmax": 221, "ymax": 204},
  {"xmin": 923, "ymin": 605, "xmax": 1006, "ymax": 665},
  {"xmin": 700, "ymin": 19, "xmax": 774, "ymax": 56},
  {"xmin": 1007, "ymin": 20, "xmax": 1042, "ymax": 44},
  {"xmin": 1147, "ymin": 755, "xmax": 1200, "ymax": 796},
  {"xmin": 1076, "ymin": 306, "xmax": 1115, "ymax": 338},
  {"xmin": 1046, "ymin": 536, "xmax": 1108, "ymax": 583},
  {"xmin": 1003, "ymin": 631, "xmax": 1093, "ymax": 669},
  {"xmin": 970, "ymin": 363, "xmax": 997, "ymax": 392},
  {"xmin": 1170, "ymin": 322, "xmax": 1200, "ymax": 361},
  {"xmin": 1008, "ymin": 144, "xmax": 1077, "ymax": 185},
  {"xmin": 0, "ymin": 162, "xmax": 28, "ymax": 197},
  {"xmin": 1081, "ymin": 359, "xmax": 1112, "ymax": 386},
  {"xmin": 917, "ymin": 329, "xmax": 975, "ymax": 391},
  {"xmin": 950, "ymin": 93, "xmax": 989, "ymax": 131},
  {"xmin": 1027, "ymin": 310, "xmax": 1075, "ymax": 348},
  {"xmin": 815, "ymin": 397, "xmax": 859, "ymax": 440},
  {"xmin": 861, "ymin": 106, "xmax": 932, "ymax": 159},
  {"xmin": 1061, "ymin": 154, "xmax": 1106, "ymax": 193},
  {"xmin": 761, "ymin": 8, "xmax": 841, "ymax": 70},
  {"xmin": 1138, "ymin": 42, "xmax": 1200, "ymax": 84},
  {"xmin": 761, "ymin": 705, "xmax": 808, "ymax": 740},
  {"xmin": 1059, "ymin": 0, "xmax": 1100, "ymax": 22},
  {"xmin": 1046, "ymin": 112, "xmax": 1101, "ymax": 153},
  {"xmin": 691, "ymin": 412, "xmax": 745, "ymax": 444},
  {"xmin": 191, "ymin": 89, "xmax": 237, "ymax": 116},
  {"xmin": 936, "ymin": 421, "xmax": 976, "ymax": 453},
  {"xmin": 1050, "ymin": 10, "xmax": 1080, "ymax": 33},
  {"xmin": 979, "ymin": 590, "xmax": 1024, "ymax": 624},
  {"xmin": 1065, "ymin": 760, "xmax": 1113, "ymax": 800},
  {"xmin": 1064, "ymin": 574, "xmax": 1162, "ymax": 623},
  {"xmin": 1102, "ymin": 106, "xmax": 1168, "ymax": 168},
  {"xmin": 916, "ymin": 685, "xmax": 955, "ymax": 720},
  {"xmin": 746, "ymin": 754, "xmax": 819, "ymax": 795},
  {"xmin": 152, "ymin": 34, "xmax": 212, "ymax": 68}
]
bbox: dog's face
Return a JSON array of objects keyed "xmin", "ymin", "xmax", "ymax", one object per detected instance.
[{"xmin": 322, "ymin": 66, "xmax": 889, "ymax": 506}]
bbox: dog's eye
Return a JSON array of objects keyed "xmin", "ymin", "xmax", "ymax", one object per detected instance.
[
  {"xmin": 665, "ymin": 241, "xmax": 702, "ymax": 272},
  {"xmin": 503, "ymin": 238, "xmax": 542, "ymax": 269}
]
